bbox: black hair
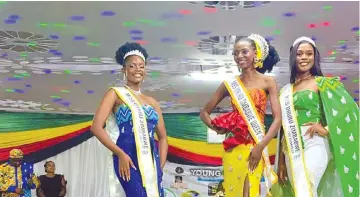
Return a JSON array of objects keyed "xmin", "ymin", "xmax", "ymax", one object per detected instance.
[
  {"xmin": 235, "ymin": 36, "xmax": 280, "ymax": 74},
  {"xmin": 44, "ymin": 161, "xmax": 54, "ymax": 173},
  {"xmin": 289, "ymin": 41, "xmax": 323, "ymax": 84},
  {"xmin": 115, "ymin": 42, "xmax": 149, "ymax": 66}
]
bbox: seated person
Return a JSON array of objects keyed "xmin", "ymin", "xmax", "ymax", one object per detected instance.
[{"xmin": 36, "ymin": 161, "xmax": 66, "ymax": 197}]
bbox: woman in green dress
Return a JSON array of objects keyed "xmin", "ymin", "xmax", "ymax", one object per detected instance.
[{"xmin": 274, "ymin": 37, "xmax": 359, "ymax": 197}]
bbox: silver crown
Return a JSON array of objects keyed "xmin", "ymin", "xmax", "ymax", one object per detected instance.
[
  {"xmin": 123, "ymin": 50, "xmax": 145, "ymax": 62},
  {"xmin": 247, "ymin": 33, "xmax": 269, "ymax": 60},
  {"xmin": 292, "ymin": 36, "xmax": 316, "ymax": 47}
]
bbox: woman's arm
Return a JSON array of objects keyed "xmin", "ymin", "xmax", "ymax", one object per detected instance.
[
  {"xmin": 150, "ymin": 97, "xmax": 168, "ymax": 169},
  {"xmin": 90, "ymin": 89, "xmax": 126, "ymax": 157},
  {"xmin": 258, "ymin": 77, "xmax": 282, "ymax": 149},
  {"xmin": 200, "ymin": 82, "xmax": 228, "ymax": 131},
  {"xmin": 59, "ymin": 175, "xmax": 66, "ymax": 196},
  {"xmin": 36, "ymin": 177, "xmax": 45, "ymax": 197}
]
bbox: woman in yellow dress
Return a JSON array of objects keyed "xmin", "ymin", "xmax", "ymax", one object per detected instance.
[{"xmin": 200, "ymin": 34, "xmax": 282, "ymax": 197}]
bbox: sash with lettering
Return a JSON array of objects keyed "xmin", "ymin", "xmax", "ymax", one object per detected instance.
[
  {"xmin": 279, "ymin": 84, "xmax": 312, "ymax": 197},
  {"xmin": 111, "ymin": 87, "xmax": 159, "ymax": 197},
  {"xmin": 224, "ymin": 76, "xmax": 277, "ymax": 192}
]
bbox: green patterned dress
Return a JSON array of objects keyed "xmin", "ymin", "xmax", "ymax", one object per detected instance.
[{"xmin": 272, "ymin": 77, "xmax": 359, "ymax": 197}]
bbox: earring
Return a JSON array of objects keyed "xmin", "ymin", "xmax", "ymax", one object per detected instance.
[
  {"xmin": 254, "ymin": 57, "xmax": 263, "ymax": 68},
  {"xmin": 123, "ymin": 73, "xmax": 126, "ymax": 80}
]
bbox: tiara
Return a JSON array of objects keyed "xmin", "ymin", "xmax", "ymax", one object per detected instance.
[
  {"xmin": 292, "ymin": 36, "xmax": 316, "ymax": 47},
  {"xmin": 247, "ymin": 34, "xmax": 269, "ymax": 60},
  {"xmin": 123, "ymin": 50, "xmax": 145, "ymax": 62}
]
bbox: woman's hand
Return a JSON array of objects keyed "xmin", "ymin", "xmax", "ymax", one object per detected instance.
[
  {"xmin": 212, "ymin": 125, "xmax": 230, "ymax": 135},
  {"xmin": 278, "ymin": 163, "xmax": 288, "ymax": 185},
  {"xmin": 303, "ymin": 122, "xmax": 328, "ymax": 138},
  {"xmin": 247, "ymin": 145, "xmax": 263, "ymax": 172},
  {"xmin": 118, "ymin": 152, "xmax": 137, "ymax": 182}
]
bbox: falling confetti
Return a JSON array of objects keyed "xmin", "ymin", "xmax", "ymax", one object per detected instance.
[
  {"xmin": 179, "ymin": 9, "xmax": 192, "ymax": 15},
  {"xmin": 52, "ymin": 98, "xmax": 63, "ymax": 102},
  {"xmin": 204, "ymin": 7, "xmax": 217, "ymax": 13},
  {"xmin": 70, "ymin": 15, "xmax": 85, "ymax": 21},
  {"xmin": 101, "ymin": 11, "xmax": 116, "ymax": 16},
  {"xmin": 149, "ymin": 71, "xmax": 160, "ymax": 78},
  {"xmin": 323, "ymin": 5, "xmax": 333, "ymax": 11},
  {"xmin": 171, "ymin": 93, "xmax": 181, "ymax": 97},
  {"xmin": 273, "ymin": 29, "xmax": 281, "ymax": 35},
  {"xmin": 74, "ymin": 80, "xmax": 81, "ymax": 84},
  {"xmin": 131, "ymin": 36, "xmax": 143, "ymax": 41},
  {"xmin": 136, "ymin": 40, "xmax": 148, "ymax": 45},
  {"xmin": 60, "ymin": 101, "xmax": 71, "ymax": 107},
  {"xmin": 43, "ymin": 69, "xmax": 52, "ymax": 74},
  {"xmin": 129, "ymin": 29, "xmax": 143, "ymax": 34},
  {"xmin": 49, "ymin": 34, "xmax": 59, "ymax": 40},
  {"xmin": 261, "ymin": 18, "xmax": 276, "ymax": 27},
  {"xmin": 60, "ymin": 90, "xmax": 70, "ymax": 93},
  {"xmin": 87, "ymin": 42, "xmax": 100, "ymax": 47},
  {"xmin": 283, "ymin": 12, "xmax": 296, "ymax": 17},
  {"xmin": 123, "ymin": 21, "xmax": 136, "ymax": 27},
  {"xmin": 323, "ymin": 22, "xmax": 330, "ymax": 27},
  {"xmin": 87, "ymin": 90, "xmax": 94, "ymax": 94},
  {"xmin": 197, "ymin": 31, "xmax": 211, "ymax": 36},
  {"xmin": 73, "ymin": 36, "xmax": 87, "ymax": 41},
  {"xmin": 308, "ymin": 24, "xmax": 317, "ymax": 28}
]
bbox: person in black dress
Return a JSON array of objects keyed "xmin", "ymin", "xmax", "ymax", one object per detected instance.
[{"xmin": 36, "ymin": 161, "xmax": 66, "ymax": 197}]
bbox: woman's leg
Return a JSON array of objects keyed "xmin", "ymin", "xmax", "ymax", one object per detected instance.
[
  {"xmin": 304, "ymin": 145, "xmax": 329, "ymax": 197},
  {"xmin": 223, "ymin": 144, "xmax": 264, "ymax": 197}
]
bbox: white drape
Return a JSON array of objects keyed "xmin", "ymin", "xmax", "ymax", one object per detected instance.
[{"xmin": 31, "ymin": 137, "xmax": 111, "ymax": 197}]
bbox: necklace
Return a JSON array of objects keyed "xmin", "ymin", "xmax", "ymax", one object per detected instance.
[
  {"xmin": 295, "ymin": 74, "xmax": 312, "ymax": 84},
  {"xmin": 125, "ymin": 85, "xmax": 141, "ymax": 95}
]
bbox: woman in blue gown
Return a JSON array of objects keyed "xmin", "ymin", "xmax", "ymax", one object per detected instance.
[{"xmin": 91, "ymin": 42, "xmax": 168, "ymax": 197}]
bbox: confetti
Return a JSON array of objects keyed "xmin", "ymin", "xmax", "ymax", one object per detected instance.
[
  {"xmin": 179, "ymin": 9, "xmax": 192, "ymax": 15},
  {"xmin": 323, "ymin": 5, "xmax": 332, "ymax": 11},
  {"xmin": 49, "ymin": 34, "xmax": 59, "ymax": 40},
  {"xmin": 70, "ymin": 15, "xmax": 85, "ymax": 21},
  {"xmin": 273, "ymin": 29, "xmax": 281, "ymax": 35},
  {"xmin": 283, "ymin": 12, "xmax": 296, "ymax": 17},
  {"xmin": 197, "ymin": 31, "xmax": 211, "ymax": 36},
  {"xmin": 101, "ymin": 11, "xmax": 116, "ymax": 16},
  {"xmin": 351, "ymin": 26, "xmax": 359, "ymax": 32},
  {"xmin": 60, "ymin": 101, "xmax": 71, "ymax": 107},
  {"xmin": 123, "ymin": 21, "xmax": 136, "ymax": 27},
  {"xmin": 87, "ymin": 42, "xmax": 100, "ymax": 47},
  {"xmin": 131, "ymin": 36, "xmax": 143, "ymax": 41},
  {"xmin": 323, "ymin": 22, "xmax": 330, "ymax": 27},
  {"xmin": 204, "ymin": 7, "xmax": 217, "ymax": 13},
  {"xmin": 43, "ymin": 69, "xmax": 52, "ymax": 74},
  {"xmin": 4, "ymin": 19, "xmax": 16, "ymax": 24},
  {"xmin": 87, "ymin": 90, "xmax": 94, "ymax": 94},
  {"xmin": 171, "ymin": 93, "xmax": 181, "ymax": 97},
  {"xmin": 129, "ymin": 30, "xmax": 143, "ymax": 34},
  {"xmin": 74, "ymin": 80, "xmax": 81, "ymax": 84},
  {"xmin": 136, "ymin": 40, "xmax": 148, "ymax": 45},
  {"xmin": 52, "ymin": 98, "xmax": 63, "ymax": 102},
  {"xmin": 261, "ymin": 18, "xmax": 275, "ymax": 27},
  {"xmin": 73, "ymin": 36, "xmax": 87, "ymax": 41},
  {"xmin": 308, "ymin": 24, "xmax": 317, "ymax": 28}
]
